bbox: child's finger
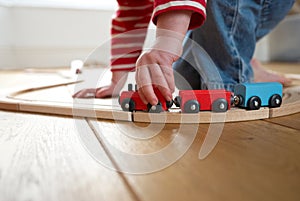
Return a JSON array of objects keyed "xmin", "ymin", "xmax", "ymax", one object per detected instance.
[
  {"xmin": 95, "ymin": 87, "xmax": 112, "ymax": 98},
  {"xmin": 136, "ymin": 65, "xmax": 152, "ymax": 86},
  {"xmin": 161, "ymin": 65, "xmax": 175, "ymax": 93},
  {"xmin": 136, "ymin": 65, "xmax": 158, "ymax": 105},
  {"xmin": 137, "ymin": 88, "xmax": 147, "ymax": 105},
  {"xmin": 140, "ymin": 85, "xmax": 157, "ymax": 105},
  {"xmin": 72, "ymin": 88, "xmax": 97, "ymax": 98},
  {"xmin": 148, "ymin": 64, "xmax": 172, "ymax": 101}
]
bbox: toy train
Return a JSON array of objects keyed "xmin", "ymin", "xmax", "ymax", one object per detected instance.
[
  {"xmin": 233, "ymin": 82, "xmax": 282, "ymax": 110},
  {"xmin": 119, "ymin": 84, "xmax": 173, "ymax": 113},
  {"xmin": 118, "ymin": 82, "xmax": 283, "ymax": 113},
  {"xmin": 174, "ymin": 90, "xmax": 232, "ymax": 113}
]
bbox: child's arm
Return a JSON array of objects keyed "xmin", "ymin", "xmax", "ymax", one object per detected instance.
[
  {"xmin": 74, "ymin": 0, "xmax": 206, "ymax": 100},
  {"xmin": 136, "ymin": 10, "xmax": 192, "ymax": 105},
  {"xmin": 73, "ymin": 0, "xmax": 153, "ymax": 98}
]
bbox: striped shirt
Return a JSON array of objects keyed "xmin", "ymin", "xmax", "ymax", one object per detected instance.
[{"xmin": 111, "ymin": 0, "xmax": 207, "ymax": 72}]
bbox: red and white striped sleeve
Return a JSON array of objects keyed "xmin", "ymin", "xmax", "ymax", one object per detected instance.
[
  {"xmin": 111, "ymin": 0, "xmax": 153, "ymax": 72},
  {"xmin": 110, "ymin": 0, "xmax": 207, "ymax": 72},
  {"xmin": 153, "ymin": 0, "xmax": 206, "ymax": 29}
]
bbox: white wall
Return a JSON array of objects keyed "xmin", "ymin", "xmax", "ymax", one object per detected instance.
[
  {"xmin": 0, "ymin": 6, "xmax": 14, "ymax": 68},
  {"xmin": 0, "ymin": 6, "xmax": 12, "ymax": 46},
  {"xmin": 0, "ymin": 4, "xmax": 114, "ymax": 69},
  {"xmin": 1, "ymin": 2, "xmax": 298, "ymax": 69}
]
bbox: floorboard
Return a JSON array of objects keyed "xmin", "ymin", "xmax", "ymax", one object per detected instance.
[
  {"xmin": 0, "ymin": 111, "xmax": 138, "ymax": 201},
  {"xmin": 90, "ymin": 119, "xmax": 300, "ymax": 201},
  {"xmin": 0, "ymin": 62, "xmax": 299, "ymax": 201}
]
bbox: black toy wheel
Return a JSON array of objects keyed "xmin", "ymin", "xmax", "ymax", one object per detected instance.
[
  {"xmin": 212, "ymin": 98, "xmax": 228, "ymax": 112},
  {"xmin": 183, "ymin": 100, "xmax": 200, "ymax": 113},
  {"xmin": 269, "ymin": 94, "xmax": 282, "ymax": 108},
  {"xmin": 174, "ymin": 96, "xmax": 181, "ymax": 107},
  {"xmin": 247, "ymin": 96, "xmax": 261, "ymax": 110},
  {"xmin": 166, "ymin": 100, "xmax": 173, "ymax": 109},
  {"xmin": 148, "ymin": 102, "xmax": 163, "ymax": 113},
  {"xmin": 121, "ymin": 98, "xmax": 135, "ymax": 112}
]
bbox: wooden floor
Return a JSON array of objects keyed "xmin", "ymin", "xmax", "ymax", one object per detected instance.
[{"xmin": 0, "ymin": 63, "xmax": 300, "ymax": 201}]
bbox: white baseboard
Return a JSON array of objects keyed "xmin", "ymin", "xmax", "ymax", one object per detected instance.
[{"xmin": 0, "ymin": 46, "xmax": 110, "ymax": 69}]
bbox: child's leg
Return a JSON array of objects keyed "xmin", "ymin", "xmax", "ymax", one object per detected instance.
[
  {"xmin": 252, "ymin": 0, "xmax": 295, "ymax": 86},
  {"xmin": 173, "ymin": 0, "xmax": 295, "ymax": 91}
]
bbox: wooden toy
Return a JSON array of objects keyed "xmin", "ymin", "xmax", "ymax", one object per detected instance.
[
  {"xmin": 233, "ymin": 82, "xmax": 282, "ymax": 110},
  {"xmin": 119, "ymin": 84, "xmax": 173, "ymax": 113},
  {"xmin": 2, "ymin": 82, "xmax": 300, "ymax": 123},
  {"xmin": 174, "ymin": 90, "xmax": 232, "ymax": 113},
  {"xmin": 2, "ymin": 67, "xmax": 299, "ymax": 124}
]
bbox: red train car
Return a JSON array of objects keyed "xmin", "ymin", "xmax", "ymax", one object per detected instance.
[
  {"xmin": 119, "ymin": 84, "xmax": 173, "ymax": 113},
  {"xmin": 174, "ymin": 90, "xmax": 232, "ymax": 113}
]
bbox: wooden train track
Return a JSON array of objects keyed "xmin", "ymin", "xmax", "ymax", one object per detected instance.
[{"xmin": 1, "ymin": 74, "xmax": 300, "ymax": 123}]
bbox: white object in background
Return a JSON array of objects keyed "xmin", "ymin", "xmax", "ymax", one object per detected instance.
[
  {"xmin": 58, "ymin": 59, "xmax": 83, "ymax": 79},
  {"xmin": 70, "ymin": 59, "xmax": 84, "ymax": 74}
]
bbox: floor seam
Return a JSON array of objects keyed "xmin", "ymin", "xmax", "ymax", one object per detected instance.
[
  {"xmin": 263, "ymin": 118, "xmax": 300, "ymax": 131},
  {"xmin": 84, "ymin": 117, "xmax": 142, "ymax": 201}
]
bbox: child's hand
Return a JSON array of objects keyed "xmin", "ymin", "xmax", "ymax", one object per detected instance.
[
  {"xmin": 136, "ymin": 10, "xmax": 192, "ymax": 105},
  {"xmin": 72, "ymin": 71, "xmax": 128, "ymax": 98},
  {"xmin": 136, "ymin": 36, "xmax": 182, "ymax": 105}
]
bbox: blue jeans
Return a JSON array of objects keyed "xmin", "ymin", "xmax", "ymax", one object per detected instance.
[{"xmin": 173, "ymin": 0, "xmax": 295, "ymax": 91}]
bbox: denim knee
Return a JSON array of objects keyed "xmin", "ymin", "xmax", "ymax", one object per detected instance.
[{"xmin": 173, "ymin": 0, "xmax": 294, "ymax": 91}]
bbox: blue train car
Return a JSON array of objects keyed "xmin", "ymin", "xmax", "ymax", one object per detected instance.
[{"xmin": 233, "ymin": 82, "xmax": 283, "ymax": 110}]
